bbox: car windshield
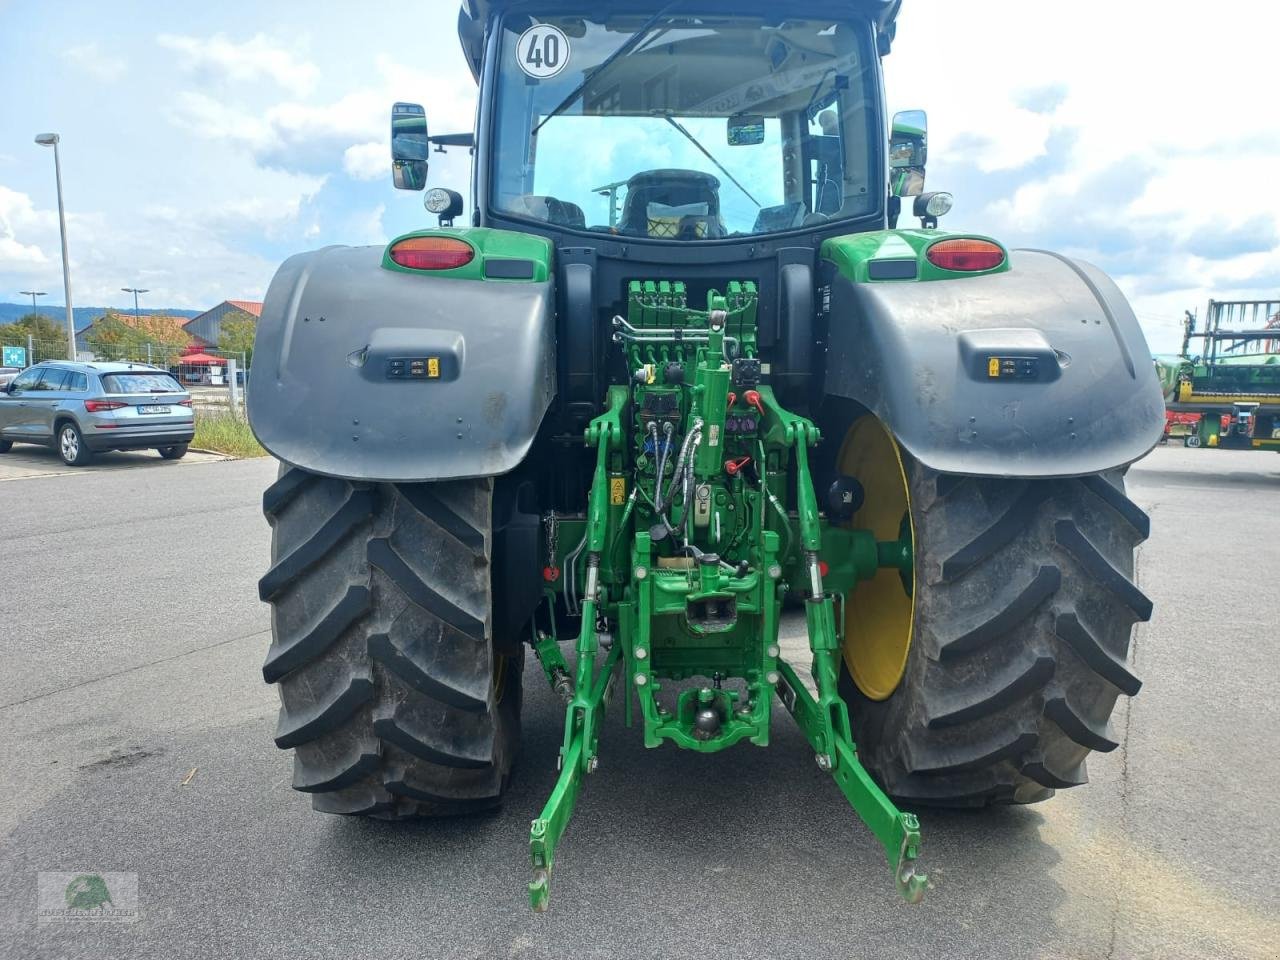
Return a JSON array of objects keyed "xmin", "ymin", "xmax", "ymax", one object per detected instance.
[
  {"xmin": 101, "ymin": 372, "xmax": 183, "ymax": 394},
  {"xmin": 491, "ymin": 13, "xmax": 879, "ymax": 240}
]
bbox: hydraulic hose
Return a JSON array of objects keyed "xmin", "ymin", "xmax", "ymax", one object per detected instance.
[{"xmin": 662, "ymin": 419, "xmax": 702, "ymax": 511}]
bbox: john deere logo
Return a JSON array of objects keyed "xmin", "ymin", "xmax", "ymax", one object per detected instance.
[
  {"xmin": 64, "ymin": 874, "xmax": 113, "ymax": 911},
  {"xmin": 38, "ymin": 871, "xmax": 139, "ymax": 923}
]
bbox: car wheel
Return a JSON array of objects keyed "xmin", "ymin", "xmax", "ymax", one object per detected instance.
[
  {"xmin": 158, "ymin": 444, "xmax": 188, "ymax": 460},
  {"xmin": 0, "ymin": 439, "xmax": 12, "ymax": 453},
  {"xmin": 58, "ymin": 422, "xmax": 93, "ymax": 466}
]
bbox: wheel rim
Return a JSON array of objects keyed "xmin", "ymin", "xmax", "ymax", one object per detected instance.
[
  {"xmin": 60, "ymin": 427, "xmax": 79, "ymax": 461},
  {"xmin": 837, "ymin": 415, "xmax": 915, "ymax": 701}
]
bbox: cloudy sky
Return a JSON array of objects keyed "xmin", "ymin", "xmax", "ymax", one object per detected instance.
[{"xmin": 1, "ymin": 0, "xmax": 1276, "ymax": 353}]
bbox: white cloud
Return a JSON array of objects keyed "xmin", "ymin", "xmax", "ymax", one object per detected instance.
[
  {"xmin": 168, "ymin": 52, "xmax": 477, "ymax": 163},
  {"xmin": 158, "ymin": 33, "xmax": 319, "ymax": 95},
  {"xmin": 169, "ymin": 91, "xmax": 277, "ymax": 151},
  {"xmin": 0, "ymin": 176, "xmax": 319, "ymax": 310},
  {"xmin": 0, "ymin": 187, "xmax": 54, "ymax": 271},
  {"xmin": 885, "ymin": 0, "xmax": 1280, "ymax": 354},
  {"xmin": 62, "ymin": 41, "xmax": 128, "ymax": 82},
  {"xmin": 343, "ymin": 141, "xmax": 387, "ymax": 181},
  {"xmin": 0, "ymin": 236, "xmax": 47, "ymax": 268},
  {"xmin": 137, "ymin": 169, "xmax": 327, "ymax": 244},
  {"xmin": 208, "ymin": 178, "xmax": 329, "ymax": 235}
]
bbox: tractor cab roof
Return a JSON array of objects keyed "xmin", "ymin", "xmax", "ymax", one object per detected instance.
[{"xmin": 457, "ymin": 0, "xmax": 901, "ymax": 81}]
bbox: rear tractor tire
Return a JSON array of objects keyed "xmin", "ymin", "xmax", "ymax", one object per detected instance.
[
  {"xmin": 832, "ymin": 413, "xmax": 1151, "ymax": 807},
  {"xmin": 259, "ymin": 465, "xmax": 521, "ymax": 818}
]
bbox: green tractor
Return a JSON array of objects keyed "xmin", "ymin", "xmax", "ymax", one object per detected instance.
[{"xmin": 248, "ymin": 0, "xmax": 1163, "ymax": 911}]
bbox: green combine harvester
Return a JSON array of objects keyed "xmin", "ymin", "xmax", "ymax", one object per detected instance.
[
  {"xmin": 1162, "ymin": 299, "xmax": 1280, "ymax": 449},
  {"xmin": 247, "ymin": 0, "xmax": 1163, "ymax": 911}
]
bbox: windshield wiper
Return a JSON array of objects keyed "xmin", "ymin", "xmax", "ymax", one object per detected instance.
[
  {"xmin": 663, "ymin": 115, "xmax": 760, "ymax": 207},
  {"xmin": 531, "ymin": 1, "xmax": 683, "ymax": 137}
]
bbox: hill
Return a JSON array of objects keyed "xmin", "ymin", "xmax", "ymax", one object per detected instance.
[{"xmin": 0, "ymin": 302, "xmax": 202, "ymax": 332}]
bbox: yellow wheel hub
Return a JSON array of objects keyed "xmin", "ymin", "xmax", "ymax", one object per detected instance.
[{"xmin": 838, "ymin": 415, "xmax": 915, "ymax": 701}]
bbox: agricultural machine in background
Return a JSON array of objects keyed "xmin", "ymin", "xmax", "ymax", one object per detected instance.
[
  {"xmin": 1159, "ymin": 299, "xmax": 1280, "ymax": 450},
  {"xmin": 247, "ymin": 0, "xmax": 1163, "ymax": 911}
]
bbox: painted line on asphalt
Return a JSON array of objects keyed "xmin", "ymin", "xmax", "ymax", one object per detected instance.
[{"xmin": 0, "ymin": 453, "xmax": 234, "ymax": 482}]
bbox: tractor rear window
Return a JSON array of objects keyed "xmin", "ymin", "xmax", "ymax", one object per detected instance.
[
  {"xmin": 491, "ymin": 13, "xmax": 879, "ymax": 241},
  {"xmin": 101, "ymin": 373, "xmax": 183, "ymax": 394}
]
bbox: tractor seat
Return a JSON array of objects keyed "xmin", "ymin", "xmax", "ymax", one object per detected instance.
[
  {"xmin": 512, "ymin": 195, "xmax": 587, "ymax": 230},
  {"xmin": 618, "ymin": 169, "xmax": 725, "ymax": 240}
]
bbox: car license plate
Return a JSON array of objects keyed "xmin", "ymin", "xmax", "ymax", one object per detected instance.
[{"xmin": 140, "ymin": 405, "xmax": 171, "ymax": 415}]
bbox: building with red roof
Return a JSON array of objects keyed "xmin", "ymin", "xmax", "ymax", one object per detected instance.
[{"xmin": 183, "ymin": 299, "xmax": 263, "ymax": 347}]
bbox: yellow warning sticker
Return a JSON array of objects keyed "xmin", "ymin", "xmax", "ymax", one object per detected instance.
[
  {"xmin": 987, "ymin": 357, "xmax": 1000, "ymax": 378},
  {"xmin": 609, "ymin": 477, "xmax": 626, "ymax": 505},
  {"xmin": 427, "ymin": 357, "xmax": 441, "ymax": 378}
]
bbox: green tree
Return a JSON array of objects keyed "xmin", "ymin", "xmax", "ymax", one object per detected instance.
[
  {"xmin": 84, "ymin": 311, "xmax": 191, "ymax": 365},
  {"xmin": 0, "ymin": 312, "xmax": 70, "ymax": 362},
  {"xmin": 218, "ymin": 317, "xmax": 256, "ymax": 367},
  {"xmin": 84, "ymin": 314, "xmax": 143, "ymax": 359}
]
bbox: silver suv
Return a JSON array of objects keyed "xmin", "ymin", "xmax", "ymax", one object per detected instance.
[{"xmin": 0, "ymin": 361, "xmax": 195, "ymax": 466}]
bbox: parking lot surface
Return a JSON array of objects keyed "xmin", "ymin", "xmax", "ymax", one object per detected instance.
[
  {"xmin": 0, "ymin": 447, "xmax": 1277, "ymax": 959},
  {"xmin": 0, "ymin": 445, "xmax": 227, "ymax": 481}
]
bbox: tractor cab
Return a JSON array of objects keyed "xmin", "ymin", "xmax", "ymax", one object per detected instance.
[
  {"xmin": 394, "ymin": 3, "xmax": 918, "ymax": 249},
  {"xmin": 390, "ymin": 2, "xmax": 932, "ymax": 427},
  {"xmin": 481, "ymin": 11, "xmax": 881, "ymax": 240}
]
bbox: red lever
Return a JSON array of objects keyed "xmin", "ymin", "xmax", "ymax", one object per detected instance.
[
  {"xmin": 724, "ymin": 456, "xmax": 752, "ymax": 477},
  {"xmin": 727, "ymin": 391, "xmax": 737, "ymax": 408},
  {"xmin": 542, "ymin": 566, "xmax": 561, "ymax": 583},
  {"xmin": 744, "ymin": 390, "xmax": 764, "ymax": 414}
]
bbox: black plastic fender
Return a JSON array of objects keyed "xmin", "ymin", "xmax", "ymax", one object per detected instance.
[
  {"xmin": 248, "ymin": 245, "xmax": 555, "ymax": 482},
  {"xmin": 821, "ymin": 249, "xmax": 1164, "ymax": 477}
]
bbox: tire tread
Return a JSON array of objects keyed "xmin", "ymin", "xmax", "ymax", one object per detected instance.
[
  {"xmin": 259, "ymin": 467, "xmax": 519, "ymax": 819},
  {"xmin": 846, "ymin": 464, "xmax": 1148, "ymax": 809}
]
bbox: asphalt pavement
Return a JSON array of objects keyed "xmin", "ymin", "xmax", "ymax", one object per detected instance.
[
  {"xmin": 0, "ymin": 444, "xmax": 228, "ymax": 481},
  {"xmin": 0, "ymin": 446, "xmax": 1277, "ymax": 959}
]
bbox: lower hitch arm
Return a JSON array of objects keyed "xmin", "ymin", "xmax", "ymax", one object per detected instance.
[
  {"xmin": 777, "ymin": 661, "xmax": 929, "ymax": 904},
  {"xmin": 528, "ymin": 643, "xmax": 621, "ymax": 911},
  {"xmin": 529, "ymin": 390, "xmax": 626, "ymax": 912},
  {"xmin": 766, "ymin": 406, "xmax": 927, "ymax": 904}
]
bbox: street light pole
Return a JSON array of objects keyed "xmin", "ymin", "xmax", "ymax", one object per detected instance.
[
  {"xmin": 35, "ymin": 133, "xmax": 76, "ymax": 361},
  {"xmin": 121, "ymin": 287, "xmax": 149, "ymax": 319},
  {"xmin": 19, "ymin": 290, "xmax": 47, "ymax": 312}
]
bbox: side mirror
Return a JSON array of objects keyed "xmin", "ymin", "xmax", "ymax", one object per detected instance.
[
  {"xmin": 889, "ymin": 109, "xmax": 927, "ymax": 197},
  {"xmin": 727, "ymin": 114, "xmax": 766, "ymax": 147},
  {"xmin": 391, "ymin": 102, "xmax": 430, "ymax": 191}
]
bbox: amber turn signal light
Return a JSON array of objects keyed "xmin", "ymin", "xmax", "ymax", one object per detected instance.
[
  {"xmin": 388, "ymin": 236, "xmax": 475, "ymax": 270},
  {"xmin": 926, "ymin": 238, "xmax": 1005, "ymax": 272}
]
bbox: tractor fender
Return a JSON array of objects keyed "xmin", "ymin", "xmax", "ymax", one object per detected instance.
[
  {"xmin": 248, "ymin": 244, "xmax": 555, "ymax": 482},
  {"xmin": 821, "ymin": 248, "xmax": 1164, "ymax": 477}
]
